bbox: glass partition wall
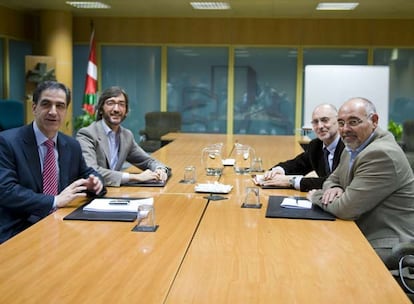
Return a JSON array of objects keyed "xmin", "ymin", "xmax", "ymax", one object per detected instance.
[
  {"xmin": 71, "ymin": 45, "xmax": 414, "ymax": 141},
  {"xmin": 374, "ymin": 48, "xmax": 414, "ymax": 125}
]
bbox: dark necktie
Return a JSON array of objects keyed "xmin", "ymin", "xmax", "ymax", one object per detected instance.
[
  {"xmin": 42, "ymin": 139, "xmax": 58, "ymax": 195},
  {"xmin": 323, "ymin": 147, "xmax": 331, "ymax": 174}
]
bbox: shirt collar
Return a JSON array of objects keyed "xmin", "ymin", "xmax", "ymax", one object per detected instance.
[
  {"xmin": 33, "ymin": 121, "xmax": 57, "ymax": 147},
  {"xmin": 101, "ymin": 119, "xmax": 118, "ymax": 136},
  {"xmin": 345, "ymin": 130, "xmax": 376, "ymax": 159},
  {"xmin": 324, "ymin": 134, "xmax": 340, "ymax": 154}
]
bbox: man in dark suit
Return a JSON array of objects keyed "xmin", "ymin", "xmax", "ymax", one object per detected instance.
[
  {"xmin": 0, "ymin": 81, "xmax": 106, "ymax": 243},
  {"xmin": 261, "ymin": 103, "xmax": 344, "ymax": 191}
]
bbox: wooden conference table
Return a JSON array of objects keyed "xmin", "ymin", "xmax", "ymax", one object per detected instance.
[{"xmin": 0, "ymin": 133, "xmax": 410, "ymax": 303}]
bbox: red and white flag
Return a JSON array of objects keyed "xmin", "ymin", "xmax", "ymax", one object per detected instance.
[{"xmin": 82, "ymin": 28, "xmax": 97, "ymax": 115}]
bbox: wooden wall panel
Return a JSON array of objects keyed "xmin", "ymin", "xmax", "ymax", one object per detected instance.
[
  {"xmin": 0, "ymin": 6, "xmax": 36, "ymax": 40},
  {"xmin": 73, "ymin": 17, "xmax": 414, "ymax": 47}
]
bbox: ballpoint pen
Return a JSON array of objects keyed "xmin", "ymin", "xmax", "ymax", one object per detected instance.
[{"xmin": 109, "ymin": 199, "xmax": 130, "ymax": 205}]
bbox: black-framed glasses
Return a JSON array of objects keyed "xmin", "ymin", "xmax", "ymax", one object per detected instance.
[
  {"xmin": 337, "ymin": 114, "xmax": 373, "ymax": 128},
  {"xmin": 310, "ymin": 117, "xmax": 331, "ymax": 126},
  {"xmin": 105, "ymin": 100, "xmax": 126, "ymax": 108}
]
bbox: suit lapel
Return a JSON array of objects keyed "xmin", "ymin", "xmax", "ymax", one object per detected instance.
[
  {"xmin": 96, "ymin": 121, "xmax": 112, "ymax": 167},
  {"xmin": 56, "ymin": 134, "xmax": 71, "ymax": 191},
  {"xmin": 332, "ymin": 140, "xmax": 345, "ymax": 171},
  {"xmin": 21, "ymin": 124, "xmax": 43, "ymax": 191},
  {"xmin": 116, "ymin": 127, "xmax": 128, "ymax": 170}
]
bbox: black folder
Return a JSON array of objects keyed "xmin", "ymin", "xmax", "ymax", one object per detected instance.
[
  {"xmin": 260, "ymin": 184, "xmax": 290, "ymax": 189},
  {"xmin": 265, "ymin": 195, "xmax": 336, "ymax": 221},
  {"xmin": 63, "ymin": 197, "xmax": 138, "ymax": 222}
]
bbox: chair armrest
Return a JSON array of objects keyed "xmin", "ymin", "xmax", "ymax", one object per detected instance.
[
  {"xmin": 138, "ymin": 130, "xmax": 148, "ymax": 142},
  {"xmin": 398, "ymin": 141, "xmax": 407, "ymax": 152},
  {"xmin": 385, "ymin": 242, "xmax": 414, "ymax": 269}
]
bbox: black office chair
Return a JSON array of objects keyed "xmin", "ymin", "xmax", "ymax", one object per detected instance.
[
  {"xmin": 139, "ymin": 111, "xmax": 182, "ymax": 152},
  {"xmin": 385, "ymin": 242, "xmax": 414, "ymax": 302},
  {"xmin": 0, "ymin": 99, "xmax": 25, "ymax": 131}
]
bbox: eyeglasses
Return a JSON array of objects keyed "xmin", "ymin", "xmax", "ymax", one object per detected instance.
[
  {"xmin": 105, "ymin": 100, "xmax": 126, "ymax": 108},
  {"xmin": 310, "ymin": 117, "xmax": 332, "ymax": 126},
  {"xmin": 337, "ymin": 114, "xmax": 372, "ymax": 128}
]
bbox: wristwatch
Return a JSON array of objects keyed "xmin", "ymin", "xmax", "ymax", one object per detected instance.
[
  {"xmin": 156, "ymin": 167, "xmax": 169, "ymax": 174},
  {"xmin": 289, "ymin": 176, "xmax": 296, "ymax": 188}
]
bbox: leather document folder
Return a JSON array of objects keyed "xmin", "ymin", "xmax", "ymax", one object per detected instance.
[
  {"xmin": 265, "ymin": 195, "xmax": 336, "ymax": 221},
  {"xmin": 63, "ymin": 197, "xmax": 140, "ymax": 222}
]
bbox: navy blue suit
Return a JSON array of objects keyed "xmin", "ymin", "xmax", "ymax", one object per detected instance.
[{"xmin": 0, "ymin": 123, "xmax": 105, "ymax": 243}]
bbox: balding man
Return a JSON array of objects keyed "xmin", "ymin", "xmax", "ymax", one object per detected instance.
[
  {"xmin": 261, "ymin": 103, "xmax": 345, "ymax": 191},
  {"xmin": 308, "ymin": 97, "xmax": 414, "ymax": 263}
]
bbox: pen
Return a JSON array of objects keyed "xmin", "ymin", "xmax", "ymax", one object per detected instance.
[{"xmin": 109, "ymin": 199, "xmax": 130, "ymax": 205}]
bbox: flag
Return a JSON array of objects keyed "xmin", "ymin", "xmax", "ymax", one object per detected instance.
[{"xmin": 82, "ymin": 28, "xmax": 97, "ymax": 116}]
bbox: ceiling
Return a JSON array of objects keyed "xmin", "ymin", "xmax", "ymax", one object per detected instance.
[{"xmin": 0, "ymin": 0, "xmax": 413, "ymax": 19}]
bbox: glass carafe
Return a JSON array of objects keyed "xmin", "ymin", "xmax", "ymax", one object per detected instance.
[
  {"xmin": 234, "ymin": 143, "xmax": 255, "ymax": 175},
  {"xmin": 201, "ymin": 143, "xmax": 224, "ymax": 176}
]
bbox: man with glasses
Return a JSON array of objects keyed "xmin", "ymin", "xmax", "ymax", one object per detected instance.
[
  {"xmin": 261, "ymin": 103, "xmax": 345, "ymax": 191},
  {"xmin": 0, "ymin": 81, "xmax": 105, "ymax": 243},
  {"xmin": 308, "ymin": 97, "xmax": 414, "ymax": 263},
  {"xmin": 76, "ymin": 86, "xmax": 170, "ymax": 187}
]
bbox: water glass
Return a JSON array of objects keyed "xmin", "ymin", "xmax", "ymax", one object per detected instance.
[
  {"xmin": 250, "ymin": 157, "xmax": 264, "ymax": 172},
  {"xmin": 241, "ymin": 186, "xmax": 261, "ymax": 208},
  {"xmin": 135, "ymin": 204, "xmax": 157, "ymax": 232},
  {"xmin": 183, "ymin": 165, "xmax": 196, "ymax": 183}
]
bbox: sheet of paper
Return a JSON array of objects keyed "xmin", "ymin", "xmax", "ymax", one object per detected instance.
[
  {"xmin": 280, "ymin": 197, "xmax": 312, "ymax": 209},
  {"xmin": 253, "ymin": 174, "xmax": 301, "ymax": 185},
  {"xmin": 83, "ymin": 197, "xmax": 154, "ymax": 213},
  {"xmin": 194, "ymin": 183, "xmax": 233, "ymax": 193},
  {"xmin": 222, "ymin": 158, "xmax": 235, "ymax": 166}
]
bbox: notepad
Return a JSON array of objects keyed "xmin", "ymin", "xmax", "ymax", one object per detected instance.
[
  {"xmin": 194, "ymin": 183, "xmax": 233, "ymax": 194},
  {"xmin": 83, "ymin": 197, "xmax": 154, "ymax": 213},
  {"xmin": 280, "ymin": 197, "xmax": 312, "ymax": 209}
]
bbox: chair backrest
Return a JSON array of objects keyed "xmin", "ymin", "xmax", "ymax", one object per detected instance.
[
  {"xmin": 0, "ymin": 99, "xmax": 25, "ymax": 131},
  {"xmin": 144, "ymin": 111, "xmax": 182, "ymax": 139},
  {"xmin": 403, "ymin": 120, "xmax": 414, "ymax": 152}
]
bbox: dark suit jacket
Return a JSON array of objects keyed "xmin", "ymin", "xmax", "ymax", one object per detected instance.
[
  {"xmin": 271, "ymin": 137, "xmax": 345, "ymax": 191},
  {"xmin": 0, "ymin": 123, "xmax": 105, "ymax": 243}
]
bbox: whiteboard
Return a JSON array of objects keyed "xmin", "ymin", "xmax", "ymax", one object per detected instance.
[{"xmin": 304, "ymin": 65, "xmax": 389, "ymax": 130}]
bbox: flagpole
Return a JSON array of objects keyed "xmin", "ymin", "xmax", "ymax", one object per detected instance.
[
  {"xmin": 82, "ymin": 21, "xmax": 97, "ymax": 116},
  {"xmin": 75, "ymin": 22, "xmax": 97, "ymax": 130}
]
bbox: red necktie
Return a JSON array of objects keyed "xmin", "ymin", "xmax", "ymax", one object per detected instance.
[{"xmin": 42, "ymin": 139, "xmax": 58, "ymax": 195}]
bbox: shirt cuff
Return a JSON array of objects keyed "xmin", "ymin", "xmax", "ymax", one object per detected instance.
[
  {"xmin": 271, "ymin": 166, "xmax": 285, "ymax": 174},
  {"xmin": 156, "ymin": 167, "xmax": 169, "ymax": 174},
  {"xmin": 293, "ymin": 176, "xmax": 302, "ymax": 190},
  {"xmin": 122, "ymin": 172, "xmax": 130, "ymax": 183}
]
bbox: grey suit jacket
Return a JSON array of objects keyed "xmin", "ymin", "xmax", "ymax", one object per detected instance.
[
  {"xmin": 76, "ymin": 120, "xmax": 168, "ymax": 186},
  {"xmin": 310, "ymin": 128, "xmax": 414, "ymax": 261}
]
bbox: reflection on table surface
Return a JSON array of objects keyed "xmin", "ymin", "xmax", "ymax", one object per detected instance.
[{"xmin": 0, "ymin": 133, "xmax": 409, "ymax": 304}]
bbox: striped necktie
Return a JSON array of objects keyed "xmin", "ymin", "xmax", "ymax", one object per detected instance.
[{"xmin": 42, "ymin": 139, "xmax": 58, "ymax": 195}]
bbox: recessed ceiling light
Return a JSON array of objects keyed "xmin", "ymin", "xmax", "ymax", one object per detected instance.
[
  {"xmin": 316, "ymin": 2, "xmax": 359, "ymax": 10},
  {"xmin": 66, "ymin": 1, "xmax": 111, "ymax": 9},
  {"xmin": 190, "ymin": 2, "xmax": 231, "ymax": 10}
]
